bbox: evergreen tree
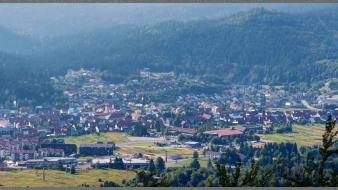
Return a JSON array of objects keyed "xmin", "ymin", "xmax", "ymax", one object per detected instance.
[
  {"xmin": 190, "ymin": 159, "xmax": 200, "ymax": 170},
  {"xmin": 285, "ymin": 115, "xmax": 337, "ymax": 187},
  {"xmin": 241, "ymin": 161, "xmax": 260, "ymax": 186},
  {"xmin": 148, "ymin": 159, "xmax": 156, "ymax": 173},
  {"xmin": 216, "ymin": 162, "xmax": 230, "ymax": 187},
  {"xmin": 193, "ymin": 151, "xmax": 199, "ymax": 159},
  {"xmin": 155, "ymin": 157, "xmax": 166, "ymax": 175},
  {"xmin": 130, "ymin": 125, "xmax": 148, "ymax": 136},
  {"xmin": 100, "ymin": 181, "xmax": 120, "ymax": 187},
  {"xmin": 113, "ymin": 157, "xmax": 125, "ymax": 169},
  {"xmin": 136, "ymin": 170, "xmax": 151, "ymax": 187},
  {"xmin": 190, "ymin": 151, "xmax": 201, "ymax": 169},
  {"xmin": 231, "ymin": 156, "xmax": 241, "ymax": 187},
  {"xmin": 318, "ymin": 115, "xmax": 337, "ymax": 186},
  {"xmin": 207, "ymin": 158, "xmax": 213, "ymax": 168},
  {"xmin": 70, "ymin": 165, "xmax": 76, "ymax": 174}
]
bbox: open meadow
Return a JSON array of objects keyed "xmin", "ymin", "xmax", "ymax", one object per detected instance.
[
  {"xmin": 259, "ymin": 124, "xmax": 327, "ymax": 146},
  {"xmin": 116, "ymin": 143, "xmax": 198, "ymax": 158},
  {"xmin": 116, "ymin": 146, "xmax": 196, "ymax": 157},
  {"xmin": 0, "ymin": 169, "xmax": 135, "ymax": 187},
  {"xmin": 62, "ymin": 132, "xmax": 129, "ymax": 148},
  {"xmin": 167, "ymin": 157, "xmax": 209, "ymax": 168}
]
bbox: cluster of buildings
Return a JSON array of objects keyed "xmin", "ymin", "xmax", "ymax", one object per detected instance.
[{"xmin": 0, "ymin": 69, "xmax": 336, "ymax": 171}]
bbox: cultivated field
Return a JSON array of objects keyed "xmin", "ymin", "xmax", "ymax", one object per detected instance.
[
  {"xmin": 0, "ymin": 169, "xmax": 135, "ymax": 187},
  {"xmin": 259, "ymin": 124, "xmax": 327, "ymax": 146}
]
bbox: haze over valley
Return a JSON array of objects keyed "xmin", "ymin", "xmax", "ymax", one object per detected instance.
[{"xmin": 0, "ymin": 4, "xmax": 337, "ymax": 188}]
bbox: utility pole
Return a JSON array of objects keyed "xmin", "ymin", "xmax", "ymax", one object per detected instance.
[
  {"xmin": 42, "ymin": 168, "xmax": 46, "ymax": 181},
  {"xmin": 165, "ymin": 150, "xmax": 168, "ymax": 163}
]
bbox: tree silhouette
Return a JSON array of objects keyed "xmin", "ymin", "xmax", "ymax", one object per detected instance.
[{"xmin": 318, "ymin": 115, "xmax": 337, "ymax": 186}]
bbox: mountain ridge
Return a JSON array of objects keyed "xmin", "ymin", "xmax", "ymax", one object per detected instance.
[{"xmin": 0, "ymin": 7, "xmax": 337, "ymax": 104}]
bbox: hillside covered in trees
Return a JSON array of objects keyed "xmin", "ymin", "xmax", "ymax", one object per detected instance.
[{"xmin": 0, "ymin": 7, "xmax": 338, "ymax": 104}]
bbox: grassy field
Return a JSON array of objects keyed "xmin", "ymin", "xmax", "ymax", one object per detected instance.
[
  {"xmin": 122, "ymin": 141, "xmax": 156, "ymax": 147},
  {"xmin": 168, "ymin": 157, "xmax": 209, "ymax": 168},
  {"xmin": 62, "ymin": 132, "xmax": 129, "ymax": 147},
  {"xmin": 116, "ymin": 146, "xmax": 196, "ymax": 157},
  {"xmin": 259, "ymin": 124, "xmax": 327, "ymax": 146},
  {"xmin": 115, "ymin": 138, "xmax": 198, "ymax": 157},
  {"xmin": 0, "ymin": 169, "xmax": 135, "ymax": 187},
  {"xmin": 62, "ymin": 133, "xmax": 194, "ymax": 158}
]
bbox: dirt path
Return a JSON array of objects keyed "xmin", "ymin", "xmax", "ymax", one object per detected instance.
[{"xmin": 301, "ymin": 100, "xmax": 322, "ymax": 111}]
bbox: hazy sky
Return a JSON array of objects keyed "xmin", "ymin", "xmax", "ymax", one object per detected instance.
[{"xmin": 0, "ymin": 3, "xmax": 336, "ymax": 37}]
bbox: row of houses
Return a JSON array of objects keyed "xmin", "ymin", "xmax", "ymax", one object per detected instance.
[
  {"xmin": 11, "ymin": 148, "xmax": 65, "ymax": 161},
  {"xmin": 1, "ymin": 138, "xmax": 114, "ymax": 162},
  {"xmin": 23, "ymin": 157, "xmax": 77, "ymax": 169}
]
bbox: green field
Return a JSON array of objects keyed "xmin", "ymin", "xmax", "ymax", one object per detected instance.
[
  {"xmin": 168, "ymin": 157, "xmax": 209, "ymax": 168},
  {"xmin": 123, "ymin": 141, "xmax": 156, "ymax": 147},
  {"xmin": 62, "ymin": 133, "xmax": 196, "ymax": 158},
  {"xmin": 0, "ymin": 169, "xmax": 135, "ymax": 187},
  {"xmin": 62, "ymin": 132, "xmax": 129, "ymax": 147},
  {"xmin": 116, "ymin": 138, "xmax": 199, "ymax": 157},
  {"xmin": 259, "ymin": 124, "xmax": 327, "ymax": 146},
  {"xmin": 116, "ymin": 146, "xmax": 196, "ymax": 158}
]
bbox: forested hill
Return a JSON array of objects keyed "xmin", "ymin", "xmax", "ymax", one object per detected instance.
[
  {"xmin": 38, "ymin": 8, "xmax": 338, "ymax": 84},
  {"xmin": 0, "ymin": 52, "xmax": 64, "ymax": 106},
  {"xmin": 0, "ymin": 8, "xmax": 338, "ymax": 105},
  {"xmin": 0, "ymin": 26, "xmax": 38, "ymax": 55}
]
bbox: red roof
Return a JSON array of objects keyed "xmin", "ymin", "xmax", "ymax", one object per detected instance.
[{"xmin": 205, "ymin": 128, "xmax": 243, "ymax": 136}]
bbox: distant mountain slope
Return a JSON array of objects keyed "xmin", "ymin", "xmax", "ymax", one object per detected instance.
[
  {"xmin": 0, "ymin": 52, "xmax": 63, "ymax": 105},
  {"xmin": 38, "ymin": 8, "xmax": 338, "ymax": 85},
  {"xmin": 0, "ymin": 26, "xmax": 37, "ymax": 54},
  {"xmin": 1, "ymin": 4, "xmax": 338, "ymax": 37},
  {"xmin": 0, "ymin": 8, "xmax": 338, "ymax": 104}
]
